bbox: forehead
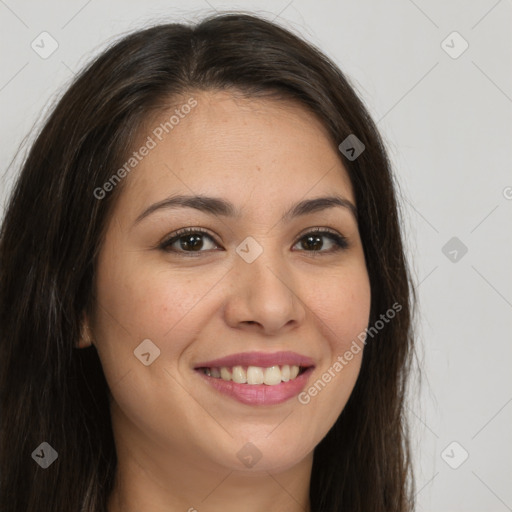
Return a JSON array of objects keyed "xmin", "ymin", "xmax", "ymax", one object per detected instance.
[{"xmin": 115, "ymin": 90, "xmax": 354, "ymax": 220}]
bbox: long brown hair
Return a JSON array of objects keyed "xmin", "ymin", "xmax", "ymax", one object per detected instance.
[{"xmin": 0, "ymin": 12, "xmax": 416, "ymax": 511}]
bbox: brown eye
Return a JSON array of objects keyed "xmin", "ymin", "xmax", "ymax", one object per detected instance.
[
  {"xmin": 159, "ymin": 227, "xmax": 348, "ymax": 256},
  {"xmin": 293, "ymin": 229, "xmax": 349, "ymax": 253},
  {"xmin": 160, "ymin": 228, "xmax": 220, "ymax": 254}
]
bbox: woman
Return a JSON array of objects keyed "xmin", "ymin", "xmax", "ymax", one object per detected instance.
[{"xmin": 0, "ymin": 12, "xmax": 416, "ymax": 512}]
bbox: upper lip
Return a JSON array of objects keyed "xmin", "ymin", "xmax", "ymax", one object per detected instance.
[{"xmin": 193, "ymin": 351, "xmax": 315, "ymax": 369}]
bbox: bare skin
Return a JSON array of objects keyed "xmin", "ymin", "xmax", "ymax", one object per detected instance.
[{"xmin": 79, "ymin": 90, "xmax": 371, "ymax": 512}]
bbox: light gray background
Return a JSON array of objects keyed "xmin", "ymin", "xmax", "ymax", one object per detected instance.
[{"xmin": 1, "ymin": 1, "xmax": 511, "ymax": 510}]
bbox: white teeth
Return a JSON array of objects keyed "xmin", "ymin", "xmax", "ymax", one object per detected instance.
[
  {"xmin": 263, "ymin": 366, "xmax": 282, "ymax": 385},
  {"xmin": 220, "ymin": 367, "xmax": 232, "ymax": 380},
  {"xmin": 247, "ymin": 366, "xmax": 264, "ymax": 385},
  {"xmin": 231, "ymin": 365, "xmax": 247, "ymax": 384},
  {"xmin": 203, "ymin": 364, "xmax": 303, "ymax": 385},
  {"xmin": 281, "ymin": 364, "xmax": 291, "ymax": 382}
]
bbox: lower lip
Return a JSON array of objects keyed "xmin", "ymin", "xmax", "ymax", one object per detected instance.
[{"xmin": 196, "ymin": 367, "xmax": 314, "ymax": 406}]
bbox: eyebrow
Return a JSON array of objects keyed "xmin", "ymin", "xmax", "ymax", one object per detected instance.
[{"xmin": 133, "ymin": 194, "xmax": 358, "ymax": 226}]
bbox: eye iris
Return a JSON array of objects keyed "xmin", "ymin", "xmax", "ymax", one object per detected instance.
[
  {"xmin": 303, "ymin": 235, "xmax": 323, "ymax": 251},
  {"xmin": 181, "ymin": 234, "xmax": 204, "ymax": 251}
]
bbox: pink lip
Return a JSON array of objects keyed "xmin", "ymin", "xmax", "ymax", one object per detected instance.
[
  {"xmin": 196, "ymin": 366, "xmax": 315, "ymax": 405},
  {"xmin": 193, "ymin": 351, "xmax": 315, "ymax": 369}
]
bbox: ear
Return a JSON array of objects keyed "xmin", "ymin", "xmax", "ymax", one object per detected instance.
[{"xmin": 76, "ymin": 312, "xmax": 94, "ymax": 349}]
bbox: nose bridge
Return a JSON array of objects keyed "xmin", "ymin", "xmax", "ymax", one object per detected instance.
[{"xmin": 225, "ymin": 238, "xmax": 305, "ymax": 333}]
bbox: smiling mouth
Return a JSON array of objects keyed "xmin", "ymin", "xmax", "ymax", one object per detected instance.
[{"xmin": 196, "ymin": 365, "xmax": 308, "ymax": 386}]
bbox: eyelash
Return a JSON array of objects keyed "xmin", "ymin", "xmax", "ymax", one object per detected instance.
[{"xmin": 158, "ymin": 227, "xmax": 349, "ymax": 256}]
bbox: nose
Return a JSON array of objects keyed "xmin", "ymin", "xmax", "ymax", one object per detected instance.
[{"xmin": 223, "ymin": 248, "xmax": 306, "ymax": 335}]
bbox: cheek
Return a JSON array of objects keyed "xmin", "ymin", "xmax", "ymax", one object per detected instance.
[
  {"xmin": 301, "ymin": 265, "xmax": 370, "ymax": 406},
  {"xmin": 94, "ymin": 248, "xmax": 212, "ymax": 335},
  {"xmin": 91, "ymin": 251, "xmax": 227, "ymax": 383},
  {"xmin": 308, "ymin": 265, "xmax": 371, "ymax": 349}
]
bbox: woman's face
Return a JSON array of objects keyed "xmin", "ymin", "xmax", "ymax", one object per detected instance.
[{"xmin": 89, "ymin": 90, "xmax": 371, "ymax": 475}]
